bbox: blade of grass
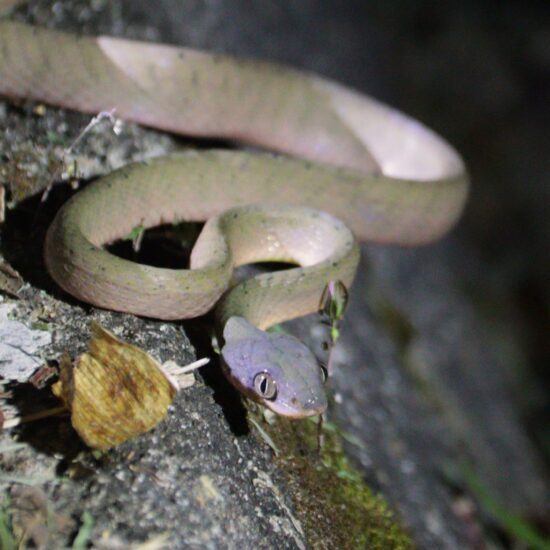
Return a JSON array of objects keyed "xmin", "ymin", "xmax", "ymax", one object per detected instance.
[
  {"xmin": 462, "ymin": 465, "xmax": 550, "ymax": 550},
  {"xmin": 0, "ymin": 498, "xmax": 16, "ymax": 550},
  {"xmin": 72, "ymin": 511, "xmax": 94, "ymax": 550}
]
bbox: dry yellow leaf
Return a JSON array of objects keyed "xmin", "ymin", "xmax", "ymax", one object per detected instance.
[{"xmin": 52, "ymin": 322, "xmax": 176, "ymax": 450}]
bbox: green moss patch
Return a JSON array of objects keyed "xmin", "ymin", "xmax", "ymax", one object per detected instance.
[{"xmin": 259, "ymin": 414, "xmax": 414, "ymax": 549}]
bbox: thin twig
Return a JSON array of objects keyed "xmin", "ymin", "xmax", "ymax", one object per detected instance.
[
  {"xmin": 176, "ymin": 357, "xmax": 210, "ymax": 374},
  {"xmin": 41, "ymin": 109, "xmax": 120, "ymax": 202},
  {"xmin": 3, "ymin": 405, "xmax": 67, "ymax": 429}
]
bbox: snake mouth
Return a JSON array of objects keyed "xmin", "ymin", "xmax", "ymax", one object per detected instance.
[{"xmin": 262, "ymin": 393, "xmax": 327, "ymax": 419}]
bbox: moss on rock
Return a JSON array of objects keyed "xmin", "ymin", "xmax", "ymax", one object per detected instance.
[{"xmin": 256, "ymin": 412, "xmax": 414, "ymax": 549}]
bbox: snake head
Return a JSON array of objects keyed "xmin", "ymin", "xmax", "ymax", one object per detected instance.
[{"xmin": 221, "ymin": 317, "xmax": 327, "ymax": 418}]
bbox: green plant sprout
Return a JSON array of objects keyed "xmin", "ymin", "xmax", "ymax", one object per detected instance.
[{"xmin": 319, "ymin": 279, "xmax": 349, "ymax": 376}]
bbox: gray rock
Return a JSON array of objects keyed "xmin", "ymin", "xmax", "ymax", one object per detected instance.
[{"xmin": 0, "ymin": 302, "xmax": 51, "ymax": 382}]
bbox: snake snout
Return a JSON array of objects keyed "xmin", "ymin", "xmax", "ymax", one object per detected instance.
[{"xmin": 221, "ymin": 316, "xmax": 327, "ymax": 417}]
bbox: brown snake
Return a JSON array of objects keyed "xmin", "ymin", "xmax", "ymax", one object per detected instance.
[{"xmin": 0, "ymin": 21, "xmax": 468, "ymax": 416}]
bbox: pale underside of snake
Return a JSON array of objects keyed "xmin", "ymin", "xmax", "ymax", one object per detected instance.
[{"xmin": 0, "ymin": 21, "xmax": 468, "ymax": 417}]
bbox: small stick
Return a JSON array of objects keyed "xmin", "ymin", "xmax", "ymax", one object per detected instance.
[
  {"xmin": 316, "ymin": 413, "xmax": 325, "ymax": 453},
  {"xmin": 167, "ymin": 357, "xmax": 210, "ymax": 376},
  {"xmin": 3, "ymin": 405, "xmax": 67, "ymax": 429},
  {"xmin": 41, "ymin": 109, "xmax": 121, "ymax": 202}
]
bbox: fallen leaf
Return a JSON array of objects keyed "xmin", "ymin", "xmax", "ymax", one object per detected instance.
[{"xmin": 52, "ymin": 322, "xmax": 177, "ymax": 450}]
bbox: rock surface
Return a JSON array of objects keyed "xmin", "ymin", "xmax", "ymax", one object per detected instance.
[{"xmin": 0, "ymin": 1, "xmax": 548, "ymax": 548}]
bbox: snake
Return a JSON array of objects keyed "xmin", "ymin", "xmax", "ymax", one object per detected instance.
[{"xmin": 0, "ymin": 21, "xmax": 468, "ymax": 418}]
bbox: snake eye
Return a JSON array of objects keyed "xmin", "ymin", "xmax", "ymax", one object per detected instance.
[
  {"xmin": 320, "ymin": 364, "xmax": 328, "ymax": 383},
  {"xmin": 253, "ymin": 372, "xmax": 277, "ymax": 401}
]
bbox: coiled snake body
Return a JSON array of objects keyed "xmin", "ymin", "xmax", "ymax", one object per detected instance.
[{"xmin": 0, "ymin": 22, "xmax": 468, "ymax": 417}]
